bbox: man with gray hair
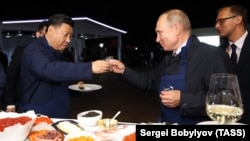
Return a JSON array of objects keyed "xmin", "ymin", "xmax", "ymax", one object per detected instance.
[{"xmin": 111, "ymin": 9, "xmax": 234, "ymax": 124}]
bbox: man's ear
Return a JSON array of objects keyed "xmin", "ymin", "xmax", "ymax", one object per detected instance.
[
  {"xmin": 173, "ymin": 22, "xmax": 181, "ymax": 35},
  {"xmin": 235, "ymin": 15, "xmax": 243, "ymax": 25}
]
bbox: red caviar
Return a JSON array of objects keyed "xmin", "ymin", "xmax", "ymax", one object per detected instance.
[{"xmin": 0, "ymin": 116, "xmax": 32, "ymax": 132}]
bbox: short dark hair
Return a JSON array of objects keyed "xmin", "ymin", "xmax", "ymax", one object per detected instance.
[
  {"xmin": 218, "ymin": 5, "xmax": 248, "ymax": 27},
  {"xmin": 37, "ymin": 21, "xmax": 48, "ymax": 32},
  {"xmin": 230, "ymin": 5, "xmax": 248, "ymax": 27},
  {"xmin": 47, "ymin": 14, "xmax": 74, "ymax": 29}
]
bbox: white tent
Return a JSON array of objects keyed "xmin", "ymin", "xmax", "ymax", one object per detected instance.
[{"xmin": 0, "ymin": 17, "xmax": 127, "ymax": 62}]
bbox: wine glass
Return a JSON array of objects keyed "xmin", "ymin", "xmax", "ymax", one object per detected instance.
[{"xmin": 206, "ymin": 73, "xmax": 244, "ymax": 124}]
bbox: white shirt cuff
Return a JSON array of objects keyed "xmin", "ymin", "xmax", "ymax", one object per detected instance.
[{"xmin": 7, "ymin": 105, "xmax": 15, "ymax": 109}]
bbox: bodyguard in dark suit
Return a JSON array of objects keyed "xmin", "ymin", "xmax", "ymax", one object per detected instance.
[
  {"xmin": 0, "ymin": 63, "xmax": 6, "ymax": 109},
  {"xmin": 0, "ymin": 47, "xmax": 8, "ymax": 73},
  {"xmin": 215, "ymin": 5, "xmax": 250, "ymax": 124}
]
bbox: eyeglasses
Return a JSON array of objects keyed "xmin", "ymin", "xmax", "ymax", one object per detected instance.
[{"xmin": 215, "ymin": 15, "xmax": 237, "ymax": 25}]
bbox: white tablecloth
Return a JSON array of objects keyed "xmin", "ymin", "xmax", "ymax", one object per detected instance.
[{"xmin": 27, "ymin": 118, "xmax": 136, "ymax": 141}]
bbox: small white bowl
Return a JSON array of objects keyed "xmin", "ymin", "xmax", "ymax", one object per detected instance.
[{"xmin": 77, "ymin": 110, "xmax": 102, "ymax": 126}]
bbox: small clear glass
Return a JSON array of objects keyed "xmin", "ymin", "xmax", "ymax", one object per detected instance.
[{"xmin": 105, "ymin": 56, "xmax": 113, "ymax": 71}]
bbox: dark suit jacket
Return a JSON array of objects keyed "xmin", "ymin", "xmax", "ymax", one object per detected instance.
[
  {"xmin": 4, "ymin": 46, "xmax": 26, "ymax": 106},
  {"xmin": 220, "ymin": 32, "xmax": 250, "ymax": 124},
  {"xmin": 121, "ymin": 35, "xmax": 234, "ymax": 124},
  {"xmin": 0, "ymin": 51, "xmax": 8, "ymax": 73},
  {"xmin": 236, "ymin": 33, "xmax": 250, "ymax": 124},
  {"xmin": 19, "ymin": 37, "xmax": 93, "ymax": 118},
  {"xmin": 0, "ymin": 63, "xmax": 6, "ymax": 87},
  {"xmin": 0, "ymin": 63, "xmax": 6, "ymax": 110}
]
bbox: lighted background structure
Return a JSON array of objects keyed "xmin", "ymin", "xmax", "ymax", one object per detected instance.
[{"xmin": 0, "ymin": 17, "xmax": 127, "ymax": 62}]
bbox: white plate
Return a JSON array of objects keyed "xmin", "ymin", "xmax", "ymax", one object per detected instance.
[
  {"xmin": 197, "ymin": 121, "xmax": 246, "ymax": 125},
  {"xmin": 68, "ymin": 84, "xmax": 102, "ymax": 92}
]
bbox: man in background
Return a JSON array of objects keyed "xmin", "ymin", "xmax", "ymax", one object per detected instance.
[
  {"xmin": 0, "ymin": 46, "xmax": 8, "ymax": 109},
  {"xmin": 4, "ymin": 21, "xmax": 48, "ymax": 112},
  {"xmin": 215, "ymin": 5, "xmax": 250, "ymax": 124},
  {"xmin": 0, "ymin": 47, "xmax": 8, "ymax": 73},
  {"xmin": 0, "ymin": 63, "xmax": 6, "ymax": 110}
]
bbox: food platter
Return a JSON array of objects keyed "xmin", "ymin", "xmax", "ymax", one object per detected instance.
[
  {"xmin": 23, "ymin": 117, "xmax": 136, "ymax": 141},
  {"xmin": 68, "ymin": 84, "xmax": 102, "ymax": 92}
]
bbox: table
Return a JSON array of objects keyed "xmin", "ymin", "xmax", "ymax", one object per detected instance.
[{"xmin": 43, "ymin": 118, "xmax": 136, "ymax": 141}]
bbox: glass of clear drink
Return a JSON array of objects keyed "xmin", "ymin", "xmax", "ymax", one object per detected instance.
[
  {"xmin": 105, "ymin": 56, "xmax": 113, "ymax": 71},
  {"xmin": 206, "ymin": 73, "xmax": 244, "ymax": 124}
]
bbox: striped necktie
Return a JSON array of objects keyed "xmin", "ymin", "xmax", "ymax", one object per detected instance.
[{"xmin": 230, "ymin": 44, "xmax": 237, "ymax": 66}]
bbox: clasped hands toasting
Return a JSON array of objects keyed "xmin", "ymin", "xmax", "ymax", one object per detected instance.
[{"xmin": 103, "ymin": 58, "xmax": 181, "ymax": 109}]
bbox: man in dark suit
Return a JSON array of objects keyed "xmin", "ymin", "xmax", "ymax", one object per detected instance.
[
  {"xmin": 0, "ymin": 63, "xmax": 6, "ymax": 110},
  {"xmin": 0, "ymin": 47, "xmax": 8, "ymax": 109},
  {"xmin": 215, "ymin": 5, "xmax": 250, "ymax": 124},
  {"xmin": 4, "ymin": 21, "xmax": 48, "ymax": 112},
  {"xmin": 111, "ymin": 9, "xmax": 234, "ymax": 125},
  {"xmin": 18, "ymin": 14, "xmax": 110, "ymax": 118},
  {"xmin": 0, "ymin": 47, "xmax": 8, "ymax": 73}
]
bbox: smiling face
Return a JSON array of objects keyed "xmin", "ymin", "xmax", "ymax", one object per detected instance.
[{"xmin": 46, "ymin": 23, "xmax": 73, "ymax": 51}]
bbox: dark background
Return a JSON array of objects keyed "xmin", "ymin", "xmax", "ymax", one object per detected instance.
[{"xmin": 0, "ymin": 0, "xmax": 248, "ymax": 45}]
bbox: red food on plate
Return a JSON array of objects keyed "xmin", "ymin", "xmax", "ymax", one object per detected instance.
[
  {"xmin": 0, "ymin": 116, "xmax": 32, "ymax": 132},
  {"xmin": 29, "ymin": 130, "xmax": 64, "ymax": 141},
  {"xmin": 123, "ymin": 132, "xmax": 136, "ymax": 141},
  {"xmin": 34, "ymin": 116, "xmax": 53, "ymax": 125}
]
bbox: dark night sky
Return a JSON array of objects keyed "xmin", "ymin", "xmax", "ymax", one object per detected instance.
[{"xmin": 0, "ymin": 0, "xmax": 248, "ymax": 45}]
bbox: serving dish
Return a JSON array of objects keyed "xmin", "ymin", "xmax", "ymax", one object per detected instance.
[{"xmin": 52, "ymin": 120, "xmax": 84, "ymax": 134}]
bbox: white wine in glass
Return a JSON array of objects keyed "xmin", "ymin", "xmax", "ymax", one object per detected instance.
[{"xmin": 206, "ymin": 73, "xmax": 244, "ymax": 124}]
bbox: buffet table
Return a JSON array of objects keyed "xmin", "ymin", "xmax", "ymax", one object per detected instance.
[
  {"xmin": 0, "ymin": 110, "xmax": 135, "ymax": 141},
  {"xmin": 39, "ymin": 118, "xmax": 136, "ymax": 141}
]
